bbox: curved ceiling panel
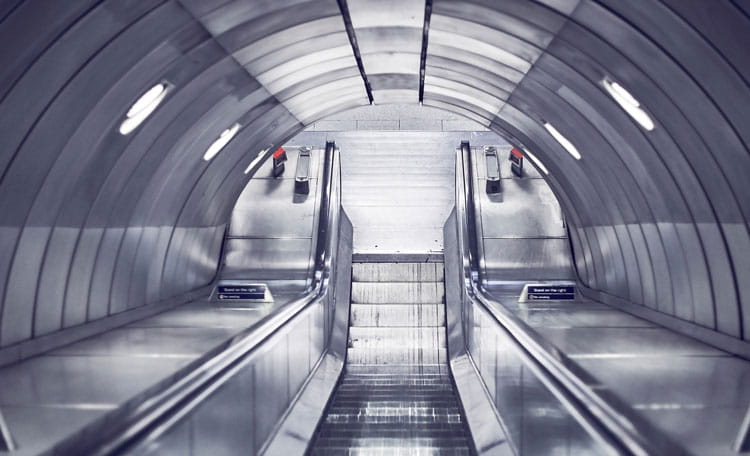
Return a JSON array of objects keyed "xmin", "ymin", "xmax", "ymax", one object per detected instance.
[{"xmin": 0, "ymin": 0, "xmax": 748, "ymax": 358}]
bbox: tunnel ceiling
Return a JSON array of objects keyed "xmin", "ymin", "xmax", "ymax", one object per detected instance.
[{"xmin": 0, "ymin": 0, "xmax": 749, "ymax": 354}]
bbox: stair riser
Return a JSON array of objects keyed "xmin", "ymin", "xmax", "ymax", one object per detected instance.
[
  {"xmin": 352, "ymin": 263, "xmax": 445, "ymax": 282},
  {"xmin": 351, "ymin": 282, "xmax": 445, "ymax": 304},
  {"xmin": 351, "ymin": 304, "xmax": 445, "ymax": 327},
  {"xmin": 346, "ymin": 348, "xmax": 448, "ymax": 365}
]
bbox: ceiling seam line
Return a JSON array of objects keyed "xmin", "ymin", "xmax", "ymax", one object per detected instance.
[
  {"xmin": 336, "ymin": 0, "xmax": 374, "ymax": 104},
  {"xmin": 418, "ymin": 0, "xmax": 433, "ymax": 103}
]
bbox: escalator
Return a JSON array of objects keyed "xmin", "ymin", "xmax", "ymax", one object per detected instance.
[
  {"xmin": 310, "ymin": 262, "xmax": 473, "ymax": 455},
  {"xmin": 53, "ymin": 140, "xmax": 678, "ymax": 456}
]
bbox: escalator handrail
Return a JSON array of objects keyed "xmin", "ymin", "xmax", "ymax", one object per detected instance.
[
  {"xmin": 62, "ymin": 142, "xmax": 341, "ymax": 456},
  {"xmin": 455, "ymin": 142, "xmax": 663, "ymax": 456}
]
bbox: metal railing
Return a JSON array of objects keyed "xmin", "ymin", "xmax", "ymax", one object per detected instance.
[
  {"xmin": 454, "ymin": 141, "xmax": 672, "ymax": 456},
  {"xmin": 56, "ymin": 141, "xmax": 342, "ymax": 456}
]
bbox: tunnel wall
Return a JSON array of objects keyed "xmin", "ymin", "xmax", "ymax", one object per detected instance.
[
  {"xmin": 0, "ymin": 0, "xmax": 310, "ymax": 354},
  {"xmin": 0, "ymin": 0, "xmax": 748, "ymax": 356}
]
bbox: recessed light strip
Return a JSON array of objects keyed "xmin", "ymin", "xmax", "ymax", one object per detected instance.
[
  {"xmin": 602, "ymin": 79, "xmax": 654, "ymax": 131},
  {"xmin": 203, "ymin": 123, "xmax": 241, "ymax": 161},
  {"xmin": 119, "ymin": 83, "xmax": 170, "ymax": 135},
  {"xmin": 522, "ymin": 147, "xmax": 549, "ymax": 175},
  {"xmin": 244, "ymin": 146, "xmax": 274, "ymax": 174},
  {"xmin": 544, "ymin": 122, "xmax": 581, "ymax": 160}
]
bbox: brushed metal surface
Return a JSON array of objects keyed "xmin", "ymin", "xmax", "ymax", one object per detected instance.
[
  {"xmin": 221, "ymin": 238, "xmax": 313, "ymax": 281},
  {"xmin": 351, "ymin": 282, "xmax": 445, "ymax": 304},
  {"xmin": 0, "ymin": 296, "xmax": 280, "ymax": 456},
  {"xmin": 221, "ymin": 147, "xmax": 324, "ymax": 286},
  {"xmin": 0, "ymin": 0, "xmax": 749, "ymax": 376},
  {"xmin": 482, "ymin": 238, "xmax": 575, "ymax": 281},
  {"xmin": 350, "ymin": 304, "xmax": 445, "ymax": 327},
  {"xmin": 480, "ymin": 283, "xmax": 750, "ymax": 455},
  {"xmin": 467, "ymin": 145, "xmax": 574, "ymax": 285},
  {"xmin": 1, "ymin": 3, "xmax": 750, "ymax": 455},
  {"xmin": 352, "ymin": 262, "xmax": 445, "ymax": 282}
]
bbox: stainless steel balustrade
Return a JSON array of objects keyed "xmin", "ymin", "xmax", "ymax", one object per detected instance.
[
  {"xmin": 53, "ymin": 141, "xmax": 352, "ymax": 455},
  {"xmin": 444, "ymin": 141, "xmax": 678, "ymax": 456}
]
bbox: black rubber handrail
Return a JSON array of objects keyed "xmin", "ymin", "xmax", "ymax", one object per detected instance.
[
  {"xmin": 56, "ymin": 142, "xmax": 341, "ymax": 456},
  {"xmin": 455, "ymin": 142, "xmax": 671, "ymax": 456}
]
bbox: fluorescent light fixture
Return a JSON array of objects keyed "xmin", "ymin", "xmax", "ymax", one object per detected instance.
[
  {"xmin": 602, "ymin": 79, "xmax": 654, "ymax": 131},
  {"xmin": 119, "ymin": 83, "xmax": 170, "ymax": 135},
  {"xmin": 203, "ymin": 123, "xmax": 241, "ymax": 161},
  {"xmin": 244, "ymin": 146, "xmax": 273, "ymax": 174},
  {"xmin": 543, "ymin": 122, "xmax": 581, "ymax": 160},
  {"xmin": 522, "ymin": 147, "xmax": 549, "ymax": 175}
]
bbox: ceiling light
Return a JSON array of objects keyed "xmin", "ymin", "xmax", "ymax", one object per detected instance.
[
  {"xmin": 244, "ymin": 146, "xmax": 273, "ymax": 174},
  {"xmin": 522, "ymin": 147, "xmax": 549, "ymax": 175},
  {"xmin": 203, "ymin": 123, "xmax": 240, "ymax": 161},
  {"xmin": 543, "ymin": 122, "xmax": 581, "ymax": 160},
  {"xmin": 602, "ymin": 79, "xmax": 654, "ymax": 131},
  {"xmin": 119, "ymin": 83, "xmax": 170, "ymax": 135}
]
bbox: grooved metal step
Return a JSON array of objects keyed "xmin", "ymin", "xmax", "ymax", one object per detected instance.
[
  {"xmin": 351, "ymin": 303, "xmax": 446, "ymax": 327},
  {"xmin": 309, "ymin": 262, "xmax": 472, "ymax": 455},
  {"xmin": 351, "ymin": 282, "xmax": 445, "ymax": 304},
  {"xmin": 352, "ymin": 263, "xmax": 445, "ymax": 282}
]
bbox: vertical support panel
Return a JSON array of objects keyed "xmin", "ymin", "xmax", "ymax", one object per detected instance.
[
  {"xmin": 64, "ymin": 227, "xmax": 103, "ymax": 328},
  {"xmin": 627, "ymin": 224, "xmax": 658, "ymax": 310},
  {"xmin": 659, "ymin": 222, "xmax": 694, "ymax": 322},
  {"xmin": 1, "ymin": 227, "xmax": 50, "ymax": 345},
  {"xmin": 88, "ymin": 228, "xmax": 124, "ymax": 321},
  {"xmin": 613, "ymin": 224, "xmax": 641, "ymax": 304},
  {"xmin": 34, "ymin": 227, "xmax": 78, "ymax": 336},
  {"xmin": 109, "ymin": 226, "xmax": 142, "ymax": 314},
  {"xmin": 675, "ymin": 223, "xmax": 714, "ymax": 328},
  {"xmin": 443, "ymin": 209, "xmax": 466, "ymax": 359}
]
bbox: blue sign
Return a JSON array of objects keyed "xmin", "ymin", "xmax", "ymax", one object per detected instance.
[
  {"xmin": 527, "ymin": 285, "xmax": 575, "ymax": 301},
  {"xmin": 217, "ymin": 285, "xmax": 266, "ymax": 300}
]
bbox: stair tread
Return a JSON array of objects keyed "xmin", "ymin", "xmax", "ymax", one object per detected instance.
[{"xmin": 310, "ymin": 262, "xmax": 471, "ymax": 454}]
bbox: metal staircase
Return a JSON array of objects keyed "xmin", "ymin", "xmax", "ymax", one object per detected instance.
[{"xmin": 309, "ymin": 262, "xmax": 473, "ymax": 455}]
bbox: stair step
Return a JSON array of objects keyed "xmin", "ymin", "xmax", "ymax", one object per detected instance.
[
  {"xmin": 352, "ymin": 263, "xmax": 445, "ymax": 282},
  {"xmin": 341, "ymin": 377, "xmax": 452, "ymax": 385},
  {"xmin": 311, "ymin": 261, "xmax": 471, "ymax": 455},
  {"xmin": 351, "ymin": 303, "xmax": 445, "ymax": 327},
  {"xmin": 331, "ymin": 401, "xmax": 460, "ymax": 410},
  {"xmin": 334, "ymin": 390, "xmax": 457, "ymax": 399},
  {"xmin": 310, "ymin": 449, "xmax": 471, "ymax": 456},
  {"xmin": 351, "ymin": 282, "xmax": 445, "ymax": 304},
  {"xmin": 312, "ymin": 436, "xmax": 471, "ymax": 448},
  {"xmin": 326, "ymin": 406, "xmax": 462, "ymax": 416},
  {"xmin": 345, "ymin": 365, "xmax": 450, "ymax": 376},
  {"xmin": 349, "ymin": 327, "xmax": 446, "ymax": 348},
  {"xmin": 347, "ymin": 348, "xmax": 448, "ymax": 365},
  {"xmin": 316, "ymin": 422, "xmax": 469, "ymax": 434}
]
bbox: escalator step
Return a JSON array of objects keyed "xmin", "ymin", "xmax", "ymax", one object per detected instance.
[{"xmin": 309, "ymin": 262, "xmax": 472, "ymax": 455}]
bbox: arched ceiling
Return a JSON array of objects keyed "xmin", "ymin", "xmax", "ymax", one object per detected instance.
[{"xmin": 0, "ymin": 0, "xmax": 749, "ymax": 355}]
